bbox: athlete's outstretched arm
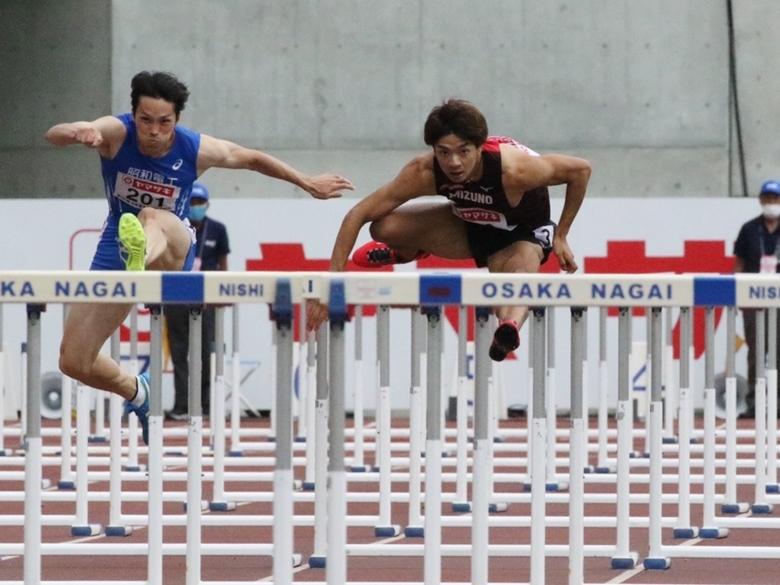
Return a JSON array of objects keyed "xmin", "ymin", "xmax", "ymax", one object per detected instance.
[
  {"xmin": 197, "ymin": 134, "xmax": 353, "ymax": 200},
  {"xmin": 305, "ymin": 156, "xmax": 434, "ymax": 331},
  {"xmin": 504, "ymin": 151, "xmax": 591, "ymax": 273},
  {"xmin": 328, "ymin": 155, "xmax": 434, "ymax": 272},
  {"xmin": 45, "ymin": 116, "xmax": 127, "ymax": 158}
]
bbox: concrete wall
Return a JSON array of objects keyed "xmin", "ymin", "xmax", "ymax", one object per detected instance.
[{"xmin": 2, "ymin": 1, "xmax": 779, "ymax": 201}]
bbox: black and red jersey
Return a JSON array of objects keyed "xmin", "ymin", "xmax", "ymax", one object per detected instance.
[{"xmin": 433, "ymin": 136, "xmax": 550, "ymax": 232}]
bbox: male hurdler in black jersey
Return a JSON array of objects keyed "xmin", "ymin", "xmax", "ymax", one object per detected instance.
[{"xmin": 307, "ymin": 99, "xmax": 591, "ymax": 362}]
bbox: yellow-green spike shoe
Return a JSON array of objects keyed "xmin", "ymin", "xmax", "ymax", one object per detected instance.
[{"xmin": 118, "ymin": 213, "xmax": 147, "ymax": 271}]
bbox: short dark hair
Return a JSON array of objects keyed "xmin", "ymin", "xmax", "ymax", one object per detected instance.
[
  {"xmin": 423, "ymin": 99, "xmax": 488, "ymax": 147},
  {"xmin": 130, "ymin": 71, "xmax": 190, "ymax": 116}
]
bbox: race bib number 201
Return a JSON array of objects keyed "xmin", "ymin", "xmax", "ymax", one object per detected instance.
[{"xmin": 114, "ymin": 173, "xmax": 180, "ymax": 211}]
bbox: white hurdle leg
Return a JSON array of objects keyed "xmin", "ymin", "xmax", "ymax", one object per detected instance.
[
  {"xmin": 229, "ymin": 304, "xmax": 244, "ymax": 455},
  {"xmin": 406, "ymin": 308, "xmax": 425, "ymax": 535},
  {"xmin": 125, "ymin": 308, "xmax": 141, "ymax": 472},
  {"xmin": 452, "ymin": 306, "xmax": 471, "ymax": 513},
  {"xmin": 673, "ymin": 307, "xmax": 699, "ymax": 538},
  {"xmin": 71, "ymin": 380, "xmax": 101, "ymax": 537},
  {"xmin": 210, "ymin": 306, "xmax": 236, "ymax": 512},
  {"xmin": 751, "ymin": 309, "xmax": 773, "ymax": 513},
  {"xmin": 611, "ymin": 307, "xmax": 638, "ymax": 568},
  {"xmin": 147, "ymin": 305, "xmax": 164, "ymax": 585},
  {"xmin": 297, "ymin": 299, "xmax": 308, "ymax": 442},
  {"xmin": 643, "ymin": 307, "xmax": 671, "ymax": 569},
  {"xmin": 326, "ymin": 280, "xmax": 348, "ymax": 585},
  {"xmin": 662, "ymin": 307, "xmax": 678, "ymax": 443},
  {"xmin": 722, "ymin": 306, "xmax": 748, "ymax": 514},
  {"xmin": 471, "ymin": 306, "xmax": 491, "ymax": 585},
  {"xmin": 351, "ymin": 306, "xmax": 368, "ymax": 471},
  {"xmin": 596, "ymin": 307, "xmax": 614, "ymax": 473},
  {"xmin": 545, "ymin": 308, "xmax": 563, "ymax": 491},
  {"xmin": 57, "ymin": 372, "xmax": 76, "ymax": 489},
  {"xmin": 530, "ymin": 308, "xmax": 548, "ymax": 584},
  {"xmin": 700, "ymin": 307, "xmax": 729, "ymax": 538},
  {"xmin": 105, "ymin": 329, "xmax": 132, "ymax": 537},
  {"xmin": 303, "ymin": 329, "xmax": 318, "ymax": 488},
  {"xmin": 186, "ymin": 307, "xmax": 204, "ymax": 585},
  {"xmin": 581, "ymin": 307, "xmax": 594, "ymax": 474},
  {"xmin": 23, "ymin": 304, "xmax": 43, "ymax": 585},
  {"xmin": 423, "ymin": 306, "xmax": 444, "ymax": 585},
  {"xmin": 308, "ymin": 322, "xmax": 330, "ymax": 568},
  {"xmin": 374, "ymin": 305, "xmax": 400, "ymax": 537},
  {"xmin": 568, "ymin": 307, "xmax": 587, "ymax": 584},
  {"xmin": 272, "ymin": 280, "xmax": 301, "ymax": 582},
  {"xmin": 768, "ymin": 308, "xmax": 779, "ymax": 492}
]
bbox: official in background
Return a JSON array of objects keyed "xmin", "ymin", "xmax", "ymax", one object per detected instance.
[
  {"xmin": 165, "ymin": 183, "xmax": 230, "ymax": 420},
  {"xmin": 733, "ymin": 179, "xmax": 780, "ymax": 419}
]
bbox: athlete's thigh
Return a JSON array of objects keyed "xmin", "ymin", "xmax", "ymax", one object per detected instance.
[
  {"xmin": 385, "ymin": 201, "xmax": 472, "ymax": 259},
  {"xmin": 61, "ymin": 302, "xmax": 133, "ymax": 360},
  {"xmin": 143, "ymin": 208, "xmax": 193, "ymax": 270},
  {"xmin": 485, "ymin": 240, "xmax": 543, "ymax": 274}
]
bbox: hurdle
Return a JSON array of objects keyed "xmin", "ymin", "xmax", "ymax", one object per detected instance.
[{"xmin": 5, "ymin": 270, "xmax": 780, "ymax": 585}]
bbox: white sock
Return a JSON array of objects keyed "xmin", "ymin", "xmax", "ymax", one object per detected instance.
[{"xmin": 131, "ymin": 376, "xmax": 147, "ymax": 407}]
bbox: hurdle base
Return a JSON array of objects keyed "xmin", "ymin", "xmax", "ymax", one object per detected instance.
[
  {"xmin": 629, "ymin": 451, "xmax": 650, "ymax": 459},
  {"xmin": 41, "ymin": 479, "xmax": 51, "ymax": 489},
  {"xmin": 594, "ymin": 465, "xmax": 616, "ymax": 473},
  {"xmin": 751, "ymin": 503, "xmax": 774, "ymax": 515},
  {"xmin": 661, "ymin": 435, "xmax": 678, "ymax": 444},
  {"xmin": 104, "ymin": 525, "xmax": 133, "ymax": 537},
  {"xmin": 0, "ymin": 449, "xmax": 9, "ymax": 456},
  {"xmin": 374, "ymin": 524, "xmax": 401, "ymax": 537},
  {"xmin": 643, "ymin": 556, "xmax": 671, "ymax": 570},
  {"xmin": 301, "ymin": 481, "xmax": 315, "ymax": 491},
  {"xmin": 183, "ymin": 500, "xmax": 209, "ymax": 512},
  {"xmin": 292, "ymin": 553, "xmax": 303, "ymax": 567},
  {"xmin": 164, "ymin": 449, "xmax": 186, "ymax": 456},
  {"xmin": 228, "ymin": 450, "xmax": 244, "ymax": 457},
  {"xmin": 522, "ymin": 481, "xmax": 569, "ymax": 492},
  {"xmin": 309, "ymin": 555, "xmax": 326, "ymax": 568},
  {"xmin": 57, "ymin": 480, "xmax": 75, "ymax": 490},
  {"xmin": 610, "ymin": 552, "xmax": 638, "ymax": 569},
  {"xmin": 583, "ymin": 465, "xmax": 596, "ymax": 473},
  {"xmin": 71, "ymin": 524, "xmax": 101, "ymax": 537},
  {"xmin": 673, "ymin": 527, "xmax": 699, "ymax": 539},
  {"xmin": 124, "ymin": 464, "xmax": 147, "ymax": 472},
  {"xmin": 294, "ymin": 436, "xmax": 307, "ymax": 443},
  {"xmin": 452, "ymin": 502, "xmax": 472, "ymax": 513},
  {"xmin": 88, "ymin": 435, "xmax": 107, "ymax": 443},
  {"xmin": 350, "ymin": 465, "xmax": 370, "ymax": 472},
  {"xmin": 766, "ymin": 484, "xmax": 780, "ymax": 494},
  {"xmin": 489, "ymin": 502, "xmax": 509, "ymax": 513},
  {"xmin": 721, "ymin": 502, "xmax": 750, "ymax": 514},
  {"xmin": 404, "ymin": 525, "xmax": 424, "ymax": 538},
  {"xmin": 209, "ymin": 501, "xmax": 237, "ymax": 512},
  {"xmin": 699, "ymin": 526, "xmax": 729, "ymax": 539}
]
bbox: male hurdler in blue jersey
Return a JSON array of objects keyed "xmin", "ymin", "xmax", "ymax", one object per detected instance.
[{"xmin": 46, "ymin": 71, "xmax": 353, "ymax": 443}]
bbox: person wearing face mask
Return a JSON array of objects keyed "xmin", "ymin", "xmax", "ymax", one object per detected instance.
[
  {"xmin": 733, "ymin": 179, "xmax": 780, "ymax": 419},
  {"xmin": 164, "ymin": 183, "xmax": 230, "ymax": 420}
]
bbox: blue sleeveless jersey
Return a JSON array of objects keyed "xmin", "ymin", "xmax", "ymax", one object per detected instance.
[{"xmin": 91, "ymin": 113, "xmax": 201, "ymax": 270}]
